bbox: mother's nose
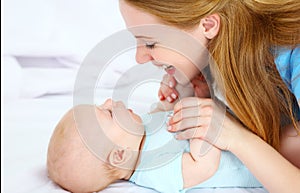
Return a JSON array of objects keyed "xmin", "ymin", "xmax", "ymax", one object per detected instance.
[{"xmin": 135, "ymin": 46, "xmax": 154, "ymax": 64}]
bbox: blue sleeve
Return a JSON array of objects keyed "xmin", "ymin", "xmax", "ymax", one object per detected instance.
[
  {"xmin": 291, "ymin": 48, "xmax": 300, "ymax": 103},
  {"xmin": 275, "ymin": 46, "xmax": 300, "ymax": 105},
  {"xmin": 290, "ymin": 47, "xmax": 300, "ymax": 103}
]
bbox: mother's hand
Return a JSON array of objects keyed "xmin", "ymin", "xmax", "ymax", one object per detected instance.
[{"xmin": 168, "ymin": 97, "xmax": 245, "ymax": 151}]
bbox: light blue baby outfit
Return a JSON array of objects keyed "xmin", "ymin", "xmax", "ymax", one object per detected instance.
[{"xmin": 129, "ymin": 112, "xmax": 262, "ymax": 193}]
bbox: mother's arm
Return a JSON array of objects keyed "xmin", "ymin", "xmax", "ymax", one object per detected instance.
[
  {"xmin": 231, "ymin": 122, "xmax": 300, "ymax": 193},
  {"xmin": 279, "ymin": 101, "xmax": 300, "ymax": 168}
]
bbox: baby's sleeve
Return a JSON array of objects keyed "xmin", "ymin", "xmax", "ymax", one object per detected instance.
[
  {"xmin": 187, "ymin": 151, "xmax": 263, "ymax": 189},
  {"xmin": 130, "ymin": 153, "xmax": 184, "ymax": 193}
]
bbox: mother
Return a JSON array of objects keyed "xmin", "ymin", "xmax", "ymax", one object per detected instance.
[{"xmin": 119, "ymin": 1, "xmax": 300, "ymax": 193}]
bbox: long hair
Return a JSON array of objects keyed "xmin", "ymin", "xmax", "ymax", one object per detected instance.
[{"xmin": 124, "ymin": 0, "xmax": 300, "ymax": 150}]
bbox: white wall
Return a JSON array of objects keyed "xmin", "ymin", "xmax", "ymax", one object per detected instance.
[{"xmin": 3, "ymin": 0, "xmax": 125, "ymax": 60}]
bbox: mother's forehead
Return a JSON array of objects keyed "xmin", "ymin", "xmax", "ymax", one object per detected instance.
[{"xmin": 119, "ymin": 0, "xmax": 161, "ymax": 28}]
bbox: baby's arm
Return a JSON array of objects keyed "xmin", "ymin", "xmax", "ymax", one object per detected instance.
[{"xmin": 182, "ymin": 140, "xmax": 221, "ymax": 188}]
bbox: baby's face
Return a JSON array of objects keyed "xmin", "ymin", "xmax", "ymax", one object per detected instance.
[
  {"xmin": 95, "ymin": 99, "xmax": 145, "ymax": 151},
  {"xmin": 97, "ymin": 99, "xmax": 142, "ymax": 125}
]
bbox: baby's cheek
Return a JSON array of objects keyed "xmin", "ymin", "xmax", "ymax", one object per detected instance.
[{"xmin": 128, "ymin": 114, "xmax": 144, "ymax": 135}]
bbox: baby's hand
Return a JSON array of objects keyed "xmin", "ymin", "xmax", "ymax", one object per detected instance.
[{"xmin": 158, "ymin": 73, "xmax": 210, "ymax": 104}]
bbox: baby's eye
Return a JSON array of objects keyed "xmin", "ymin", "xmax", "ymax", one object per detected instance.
[
  {"xmin": 102, "ymin": 109, "xmax": 112, "ymax": 117},
  {"xmin": 145, "ymin": 42, "xmax": 156, "ymax": 49},
  {"xmin": 107, "ymin": 109, "xmax": 112, "ymax": 117}
]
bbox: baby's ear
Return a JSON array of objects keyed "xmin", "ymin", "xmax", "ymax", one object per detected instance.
[{"xmin": 108, "ymin": 147, "xmax": 133, "ymax": 168}]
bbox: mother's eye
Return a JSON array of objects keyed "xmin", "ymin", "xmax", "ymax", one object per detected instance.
[{"xmin": 145, "ymin": 42, "xmax": 156, "ymax": 49}]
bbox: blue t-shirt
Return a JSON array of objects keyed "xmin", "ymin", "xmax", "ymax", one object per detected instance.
[
  {"xmin": 274, "ymin": 46, "xmax": 300, "ymax": 105},
  {"xmin": 129, "ymin": 112, "xmax": 262, "ymax": 193}
]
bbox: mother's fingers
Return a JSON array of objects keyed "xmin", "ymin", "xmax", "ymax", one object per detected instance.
[
  {"xmin": 169, "ymin": 105, "xmax": 213, "ymax": 124},
  {"xmin": 168, "ymin": 116, "xmax": 211, "ymax": 132},
  {"xmin": 174, "ymin": 122, "xmax": 223, "ymax": 145},
  {"xmin": 173, "ymin": 97, "xmax": 213, "ymax": 113},
  {"xmin": 175, "ymin": 126, "xmax": 207, "ymax": 140}
]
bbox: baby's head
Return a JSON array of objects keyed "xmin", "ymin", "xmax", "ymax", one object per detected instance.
[{"xmin": 47, "ymin": 100, "xmax": 145, "ymax": 193}]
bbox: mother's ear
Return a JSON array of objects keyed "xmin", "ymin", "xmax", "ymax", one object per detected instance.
[
  {"xmin": 200, "ymin": 14, "xmax": 220, "ymax": 39},
  {"xmin": 108, "ymin": 147, "xmax": 133, "ymax": 168}
]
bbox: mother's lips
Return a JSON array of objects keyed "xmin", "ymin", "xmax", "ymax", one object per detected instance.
[
  {"xmin": 152, "ymin": 62, "xmax": 176, "ymax": 75},
  {"xmin": 164, "ymin": 65, "xmax": 175, "ymax": 75}
]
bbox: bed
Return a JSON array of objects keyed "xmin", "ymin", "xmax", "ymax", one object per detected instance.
[{"xmin": 3, "ymin": 1, "xmax": 268, "ymax": 192}]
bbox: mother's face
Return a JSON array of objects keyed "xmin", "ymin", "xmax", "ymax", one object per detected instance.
[{"xmin": 119, "ymin": 0, "xmax": 210, "ymax": 84}]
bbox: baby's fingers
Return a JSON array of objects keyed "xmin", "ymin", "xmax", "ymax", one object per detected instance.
[{"xmin": 163, "ymin": 74, "xmax": 177, "ymax": 88}]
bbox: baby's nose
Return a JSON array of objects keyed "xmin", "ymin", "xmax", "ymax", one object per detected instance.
[
  {"xmin": 113, "ymin": 101, "xmax": 126, "ymax": 109},
  {"xmin": 100, "ymin": 98, "xmax": 113, "ymax": 109}
]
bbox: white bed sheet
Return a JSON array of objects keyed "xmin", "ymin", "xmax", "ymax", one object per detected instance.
[{"xmin": 3, "ymin": 61, "xmax": 268, "ymax": 193}]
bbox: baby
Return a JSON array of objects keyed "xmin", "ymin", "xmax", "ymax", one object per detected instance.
[{"xmin": 47, "ymin": 99, "xmax": 262, "ymax": 193}]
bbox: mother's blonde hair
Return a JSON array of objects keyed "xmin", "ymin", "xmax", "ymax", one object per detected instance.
[{"xmin": 124, "ymin": 0, "xmax": 300, "ymax": 149}]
